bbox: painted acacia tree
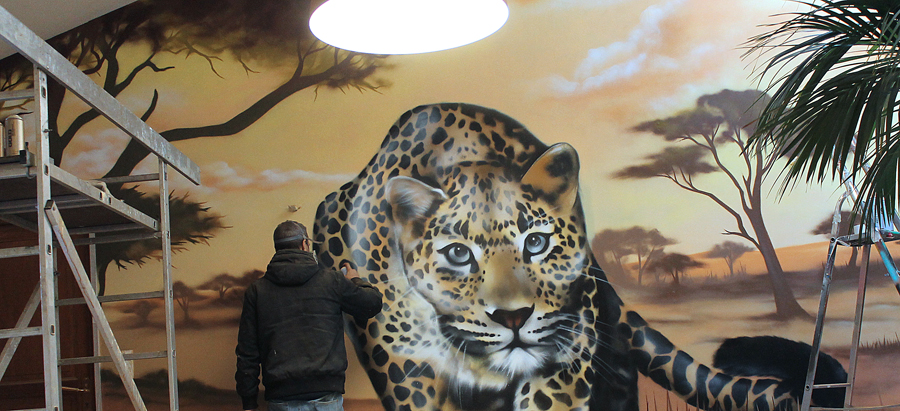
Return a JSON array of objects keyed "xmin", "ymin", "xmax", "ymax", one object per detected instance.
[
  {"xmin": 592, "ymin": 226, "xmax": 676, "ymax": 285},
  {"xmin": 198, "ymin": 273, "xmax": 240, "ymax": 300},
  {"xmin": 0, "ymin": 0, "xmax": 389, "ymax": 290},
  {"xmin": 172, "ymin": 281, "xmax": 201, "ymax": 325},
  {"xmin": 647, "ymin": 252, "xmax": 704, "ymax": 285},
  {"xmin": 616, "ymin": 89, "xmax": 809, "ymax": 319},
  {"xmin": 707, "ymin": 241, "xmax": 754, "ymax": 277}
]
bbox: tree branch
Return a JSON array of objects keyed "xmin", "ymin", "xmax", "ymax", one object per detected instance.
[
  {"xmin": 722, "ymin": 229, "xmax": 759, "ymax": 248},
  {"xmin": 141, "ymin": 90, "xmax": 160, "ymax": 121},
  {"xmin": 53, "ymin": 52, "xmax": 169, "ymax": 164},
  {"xmin": 667, "ymin": 171, "xmax": 754, "ymax": 241},
  {"xmin": 104, "ymin": 48, "xmax": 366, "ymax": 178},
  {"xmin": 114, "ymin": 54, "xmax": 173, "ymax": 95},
  {"xmin": 166, "ymin": 36, "xmax": 226, "ymax": 79},
  {"xmin": 47, "ymin": 80, "xmax": 66, "ymax": 162}
]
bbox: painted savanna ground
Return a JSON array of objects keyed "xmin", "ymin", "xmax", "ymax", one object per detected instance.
[{"xmin": 99, "ymin": 241, "xmax": 900, "ymax": 410}]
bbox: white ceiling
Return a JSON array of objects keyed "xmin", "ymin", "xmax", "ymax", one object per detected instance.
[{"xmin": 0, "ymin": 0, "xmax": 135, "ymax": 58}]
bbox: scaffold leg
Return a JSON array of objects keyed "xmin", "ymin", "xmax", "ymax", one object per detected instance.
[
  {"xmin": 802, "ymin": 238, "xmax": 841, "ymax": 411},
  {"xmin": 44, "ymin": 200, "xmax": 148, "ymax": 411}
]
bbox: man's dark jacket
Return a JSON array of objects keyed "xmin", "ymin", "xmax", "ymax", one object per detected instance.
[{"xmin": 235, "ymin": 249, "xmax": 383, "ymax": 410}]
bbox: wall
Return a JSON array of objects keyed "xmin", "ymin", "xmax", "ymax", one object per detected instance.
[{"xmin": 2, "ymin": 0, "xmax": 899, "ymax": 409}]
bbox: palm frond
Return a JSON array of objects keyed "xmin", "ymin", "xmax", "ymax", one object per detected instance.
[{"xmin": 746, "ymin": 0, "xmax": 900, "ymax": 226}]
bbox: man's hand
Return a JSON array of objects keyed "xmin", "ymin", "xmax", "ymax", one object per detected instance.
[{"xmin": 341, "ymin": 262, "xmax": 359, "ymax": 279}]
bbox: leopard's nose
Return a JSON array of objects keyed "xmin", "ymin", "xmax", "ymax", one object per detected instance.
[{"xmin": 486, "ymin": 305, "xmax": 534, "ymax": 330}]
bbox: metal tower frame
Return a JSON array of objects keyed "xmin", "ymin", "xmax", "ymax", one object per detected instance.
[
  {"xmin": 802, "ymin": 168, "xmax": 900, "ymax": 411},
  {"xmin": 0, "ymin": 4, "xmax": 200, "ymax": 411}
]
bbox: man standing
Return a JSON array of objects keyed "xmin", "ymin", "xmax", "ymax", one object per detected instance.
[{"xmin": 236, "ymin": 220, "xmax": 383, "ymax": 411}]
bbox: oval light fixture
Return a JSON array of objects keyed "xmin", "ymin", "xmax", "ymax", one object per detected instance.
[{"xmin": 309, "ymin": 0, "xmax": 509, "ymax": 55}]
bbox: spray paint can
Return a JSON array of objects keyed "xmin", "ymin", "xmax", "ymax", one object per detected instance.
[
  {"xmin": 0, "ymin": 123, "xmax": 6, "ymax": 157},
  {"xmin": 5, "ymin": 114, "xmax": 25, "ymax": 156}
]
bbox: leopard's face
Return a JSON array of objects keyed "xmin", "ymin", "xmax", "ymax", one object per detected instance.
[{"xmin": 388, "ymin": 158, "xmax": 591, "ymax": 384}]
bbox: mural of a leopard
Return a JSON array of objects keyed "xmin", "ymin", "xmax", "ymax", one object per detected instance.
[{"xmin": 313, "ymin": 103, "xmax": 800, "ymax": 411}]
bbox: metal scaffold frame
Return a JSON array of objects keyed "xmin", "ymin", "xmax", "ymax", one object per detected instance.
[
  {"xmin": 802, "ymin": 162, "xmax": 900, "ymax": 411},
  {"xmin": 0, "ymin": 4, "xmax": 200, "ymax": 411}
]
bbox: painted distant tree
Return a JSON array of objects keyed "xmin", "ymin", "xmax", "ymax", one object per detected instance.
[
  {"xmin": 590, "ymin": 234, "xmax": 630, "ymax": 286},
  {"xmin": 812, "ymin": 211, "xmax": 859, "ymax": 269},
  {"xmin": 236, "ymin": 269, "xmax": 265, "ymax": 288},
  {"xmin": 647, "ymin": 253, "xmax": 704, "ymax": 286},
  {"xmin": 617, "ymin": 89, "xmax": 808, "ymax": 319},
  {"xmin": 221, "ymin": 269, "xmax": 265, "ymax": 305},
  {"xmin": 707, "ymin": 241, "xmax": 754, "ymax": 277},
  {"xmin": 0, "ymin": 0, "xmax": 388, "ymax": 291},
  {"xmin": 593, "ymin": 226, "xmax": 676, "ymax": 285},
  {"xmin": 120, "ymin": 299, "xmax": 158, "ymax": 327},
  {"xmin": 238, "ymin": 270, "xmax": 266, "ymax": 287},
  {"xmin": 95, "ymin": 189, "xmax": 224, "ymax": 294},
  {"xmin": 173, "ymin": 281, "xmax": 202, "ymax": 324},
  {"xmin": 198, "ymin": 273, "xmax": 240, "ymax": 300}
]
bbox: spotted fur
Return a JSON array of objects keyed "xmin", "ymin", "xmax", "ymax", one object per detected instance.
[{"xmin": 314, "ymin": 103, "xmax": 798, "ymax": 411}]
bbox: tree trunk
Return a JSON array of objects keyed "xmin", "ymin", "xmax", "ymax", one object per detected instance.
[
  {"xmin": 747, "ymin": 210, "xmax": 810, "ymax": 320},
  {"xmin": 636, "ymin": 258, "xmax": 644, "ymax": 285}
]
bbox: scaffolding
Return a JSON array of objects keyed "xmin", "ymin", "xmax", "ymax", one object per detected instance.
[
  {"xmin": 0, "ymin": 4, "xmax": 200, "ymax": 411},
  {"xmin": 802, "ymin": 168, "xmax": 900, "ymax": 411}
]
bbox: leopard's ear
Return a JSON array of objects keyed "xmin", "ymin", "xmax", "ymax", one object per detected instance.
[
  {"xmin": 387, "ymin": 176, "xmax": 448, "ymax": 229},
  {"xmin": 520, "ymin": 143, "xmax": 580, "ymax": 210}
]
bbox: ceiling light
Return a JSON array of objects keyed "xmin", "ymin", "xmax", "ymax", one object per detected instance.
[{"xmin": 309, "ymin": 0, "xmax": 509, "ymax": 55}]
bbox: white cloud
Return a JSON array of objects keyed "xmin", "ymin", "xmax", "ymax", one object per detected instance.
[
  {"xmin": 65, "ymin": 135, "xmax": 355, "ymax": 196},
  {"xmin": 544, "ymin": 0, "xmax": 687, "ymax": 97},
  {"xmin": 525, "ymin": 0, "xmax": 630, "ymax": 12},
  {"xmin": 202, "ymin": 161, "xmax": 256, "ymax": 191},
  {"xmin": 257, "ymin": 167, "xmax": 354, "ymax": 190},
  {"xmin": 63, "ymin": 129, "xmax": 131, "ymax": 178},
  {"xmin": 162, "ymin": 161, "xmax": 356, "ymax": 195},
  {"xmin": 580, "ymin": 53, "xmax": 648, "ymax": 90},
  {"xmin": 535, "ymin": 0, "xmax": 767, "ymax": 102}
]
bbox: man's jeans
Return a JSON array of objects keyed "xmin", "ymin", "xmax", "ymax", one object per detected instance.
[{"xmin": 268, "ymin": 393, "xmax": 344, "ymax": 411}]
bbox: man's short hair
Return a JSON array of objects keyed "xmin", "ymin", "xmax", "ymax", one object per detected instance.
[{"xmin": 273, "ymin": 220, "xmax": 312, "ymax": 250}]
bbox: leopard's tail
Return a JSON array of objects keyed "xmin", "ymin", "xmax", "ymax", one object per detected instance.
[
  {"xmin": 622, "ymin": 310, "xmax": 799, "ymax": 411},
  {"xmin": 713, "ymin": 336, "xmax": 847, "ymax": 409}
]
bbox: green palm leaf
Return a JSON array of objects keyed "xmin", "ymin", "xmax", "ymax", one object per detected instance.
[{"xmin": 747, "ymin": 0, "xmax": 900, "ymax": 227}]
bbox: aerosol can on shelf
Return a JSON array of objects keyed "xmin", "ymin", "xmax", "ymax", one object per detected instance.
[
  {"xmin": 4, "ymin": 114, "xmax": 25, "ymax": 156},
  {"xmin": 0, "ymin": 123, "xmax": 7, "ymax": 157}
]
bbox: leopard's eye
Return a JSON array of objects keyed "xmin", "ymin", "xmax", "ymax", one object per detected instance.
[
  {"xmin": 524, "ymin": 233, "xmax": 551, "ymax": 258},
  {"xmin": 439, "ymin": 243, "xmax": 474, "ymax": 266}
]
